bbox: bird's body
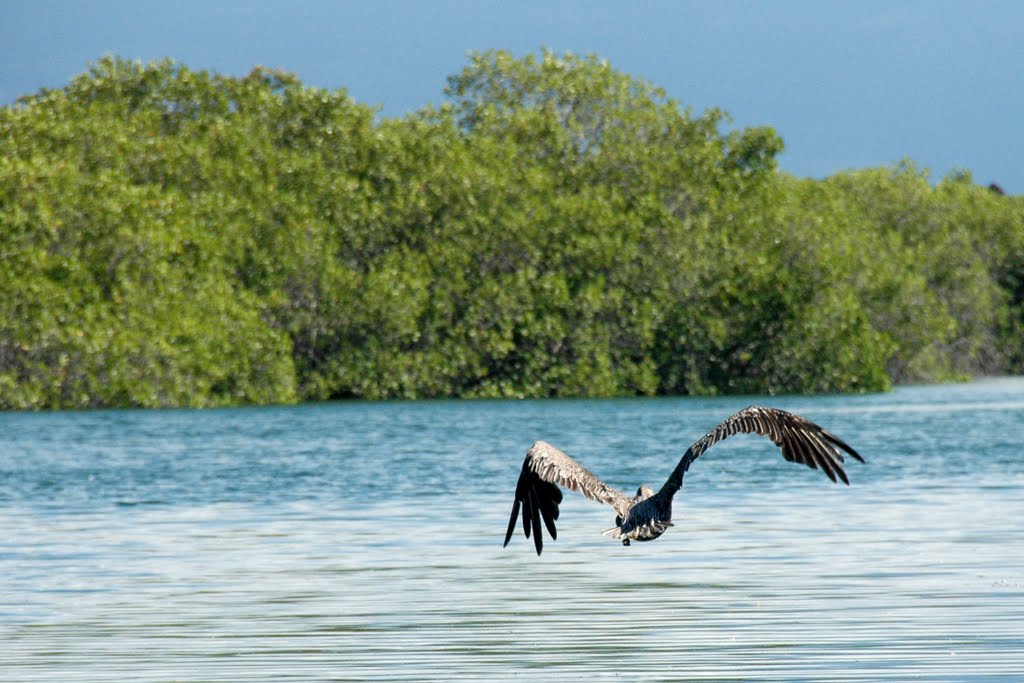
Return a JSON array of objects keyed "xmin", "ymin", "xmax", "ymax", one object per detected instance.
[{"xmin": 504, "ymin": 406, "xmax": 863, "ymax": 554}]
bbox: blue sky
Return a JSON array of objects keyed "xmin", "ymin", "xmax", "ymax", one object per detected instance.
[{"xmin": 3, "ymin": 1, "xmax": 1021, "ymax": 193}]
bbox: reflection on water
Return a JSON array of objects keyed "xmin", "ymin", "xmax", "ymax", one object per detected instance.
[{"xmin": 2, "ymin": 378, "xmax": 1023, "ymax": 680}]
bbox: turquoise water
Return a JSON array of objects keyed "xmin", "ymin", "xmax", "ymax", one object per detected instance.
[{"xmin": 2, "ymin": 378, "xmax": 1023, "ymax": 681}]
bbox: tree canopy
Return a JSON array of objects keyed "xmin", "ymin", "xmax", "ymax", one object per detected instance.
[{"xmin": 2, "ymin": 51, "xmax": 1022, "ymax": 409}]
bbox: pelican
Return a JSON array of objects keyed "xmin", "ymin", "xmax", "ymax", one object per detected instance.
[{"xmin": 503, "ymin": 406, "xmax": 863, "ymax": 554}]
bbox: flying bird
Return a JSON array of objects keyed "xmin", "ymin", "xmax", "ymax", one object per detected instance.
[{"xmin": 503, "ymin": 406, "xmax": 863, "ymax": 555}]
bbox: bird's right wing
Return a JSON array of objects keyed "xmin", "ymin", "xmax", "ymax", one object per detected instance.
[
  {"xmin": 503, "ymin": 441, "xmax": 631, "ymax": 555},
  {"xmin": 658, "ymin": 406, "xmax": 864, "ymax": 499}
]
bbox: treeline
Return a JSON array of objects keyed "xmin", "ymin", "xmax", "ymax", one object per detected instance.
[{"xmin": 1, "ymin": 51, "xmax": 1022, "ymax": 409}]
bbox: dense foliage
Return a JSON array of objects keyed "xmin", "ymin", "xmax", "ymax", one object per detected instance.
[{"xmin": 2, "ymin": 51, "xmax": 1022, "ymax": 408}]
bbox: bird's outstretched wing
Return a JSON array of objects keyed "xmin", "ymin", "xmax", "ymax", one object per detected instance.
[
  {"xmin": 504, "ymin": 441, "xmax": 631, "ymax": 555},
  {"xmin": 658, "ymin": 406, "xmax": 864, "ymax": 499}
]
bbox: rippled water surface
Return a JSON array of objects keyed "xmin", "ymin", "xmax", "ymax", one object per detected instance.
[{"xmin": 3, "ymin": 379, "xmax": 1024, "ymax": 681}]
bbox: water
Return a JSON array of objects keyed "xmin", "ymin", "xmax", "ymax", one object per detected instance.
[{"xmin": 2, "ymin": 378, "xmax": 1023, "ymax": 681}]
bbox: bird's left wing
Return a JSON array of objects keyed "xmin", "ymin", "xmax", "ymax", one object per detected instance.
[{"xmin": 503, "ymin": 441, "xmax": 630, "ymax": 555}]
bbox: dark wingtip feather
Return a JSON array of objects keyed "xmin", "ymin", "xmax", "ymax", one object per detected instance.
[
  {"xmin": 537, "ymin": 488, "xmax": 559, "ymax": 540},
  {"xmin": 824, "ymin": 430, "xmax": 865, "ymax": 463},
  {"xmin": 529, "ymin": 489, "xmax": 544, "ymax": 555},
  {"xmin": 521, "ymin": 488, "xmax": 533, "ymax": 539},
  {"xmin": 820, "ymin": 459, "xmax": 838, "ymax": 483},
  {"xmin": 503, "ymin": 498, "xmax": 520, "ymax": 547}
]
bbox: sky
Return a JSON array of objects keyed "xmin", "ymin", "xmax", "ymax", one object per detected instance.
[{"xmin": 2, "ymin": 1, "xmax": 1022, "ymax": 193}]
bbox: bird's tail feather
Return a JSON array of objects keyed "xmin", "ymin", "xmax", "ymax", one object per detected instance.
[{"xmin": 602, "ymin": 520, "xmax": 674, "ymax": 541}]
